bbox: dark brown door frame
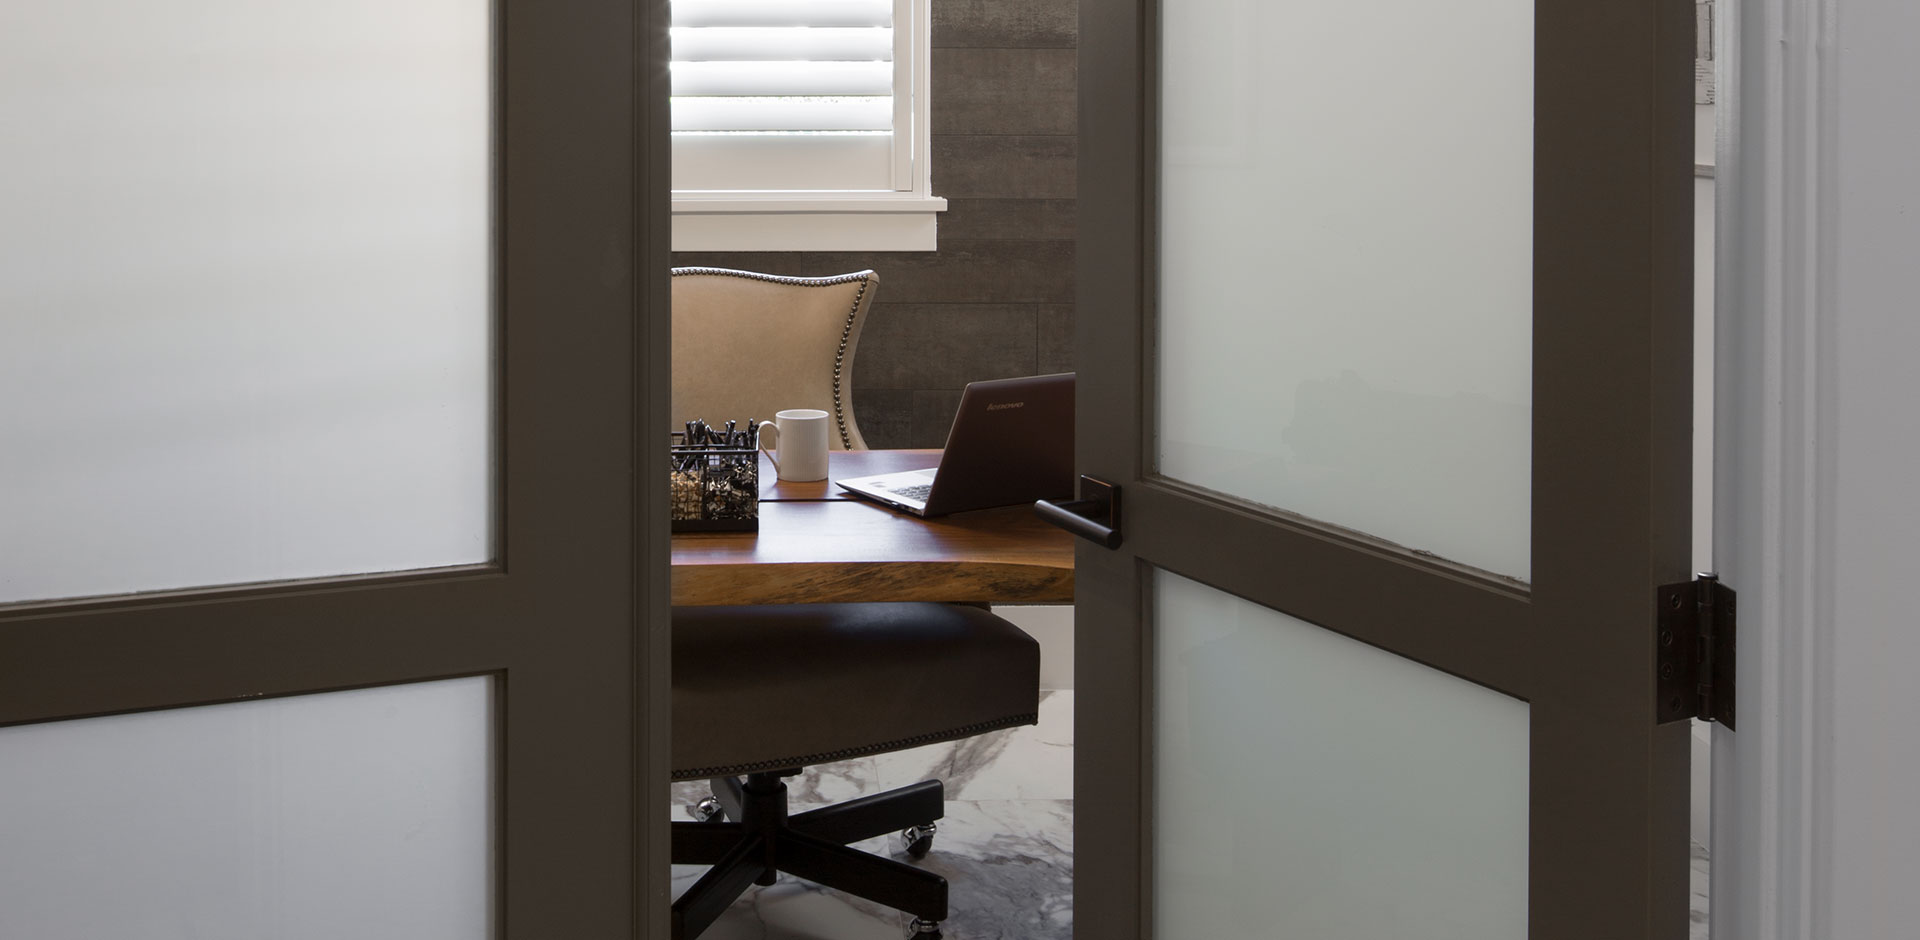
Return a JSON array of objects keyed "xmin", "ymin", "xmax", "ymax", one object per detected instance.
[
  {"xmin": 1075, "ymin": 0, "xmax": 1696, "ymax": 937},
  {"xmin": 640, "ymin": 0, "xmax": 676, "ymax": 932},
  {"xmin": 0, "ymin": 0, "xmax": 674, "ymax": 935}
]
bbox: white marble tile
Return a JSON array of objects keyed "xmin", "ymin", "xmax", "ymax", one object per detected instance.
[
  {"xmin": 673, "ymin": 760, "xmax": 882, "ymax": 813},
  {"xmin": 783, "ymin": 757, "xmax": 886, "ymax": 805},
  {"xmin": 672, "ymin": 779, "xmax": 705, "ymax": 810},
  {"xmin": 669, "ymin": 876, "xmax": 901, "ymax": 940},
  {"xmin": 899, "ymin": 800, "xmax": 1074, "ymax": 939},
  {"xmin": 863, "ymin": 744, "xmax": 951, "ymax": 799},
  {"xmin": 943, "ymin": 692, "xmax": 1073, "ymax": 801},
  {"xmin": 871, "ymin": 691, "xmax": 1073, "ymax": 801}
]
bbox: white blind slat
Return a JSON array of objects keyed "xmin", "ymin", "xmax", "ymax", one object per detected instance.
[
  {"xmin": 671, "ymin": 60, "xmax": 892, "ymax": 97},
  {"xmin": 671, "ymin": 96, "xmax": 892, "ymax": 132},
  {"xmin": 670, "ymin": 26, "xmax": 893, "ymax": 62},
  {"xmin": 669, "ymin": 0, "xmax": 914, "ymax": 195},
  {"xmin": 670, "ymin": 0, "xmax": 892, "ymax": 29}
]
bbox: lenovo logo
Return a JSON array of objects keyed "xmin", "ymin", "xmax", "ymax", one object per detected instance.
[{"xmin": 985, "ymin": 401, "xmax": 1025, "ymax": 411}]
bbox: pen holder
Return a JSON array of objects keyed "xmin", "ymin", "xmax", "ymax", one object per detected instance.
[{"xmin": 670, "ymin": 424, "xmax": 760, "ymax": 533}]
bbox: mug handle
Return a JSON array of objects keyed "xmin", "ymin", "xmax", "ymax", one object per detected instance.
[{"xmin": 757, "ymin": 420, "xmax": 780, "ymax": 474}]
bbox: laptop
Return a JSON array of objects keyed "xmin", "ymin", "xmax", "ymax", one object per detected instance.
[{"xmin": 836, "ymin": 373, "xmax": 1075, "ymax": 517}]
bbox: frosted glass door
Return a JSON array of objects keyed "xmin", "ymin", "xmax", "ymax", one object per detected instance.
[
  {"xmin": 0, "ymin": 0, "xmax": 646, "ymax": 935},
  {"xmin": 1148, "ymin": 0, "xmax": 1537, "ymax": 934},
  {"xmin": 1153, "ymin": 571, "xmax": 1528, "ymax": 938},
  {"xmin": 0, "ymin": 678, "xmax": 496, "ymax": 940},
  {"xmin": 1073, "ymin": 0, "xmax": 1695, "ymax": 933},
  {"xmin": 1157, "ymin": 0, "xmax": 1534, "ymax": 579},
  {"xmin": 0, "ymin": 0, "xmax": 493, "ymax": 604}
]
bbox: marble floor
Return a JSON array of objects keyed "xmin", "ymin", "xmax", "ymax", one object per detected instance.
[{"xmin": 669, "ymin": 689, "xmax": 1713, "ymax": 939}]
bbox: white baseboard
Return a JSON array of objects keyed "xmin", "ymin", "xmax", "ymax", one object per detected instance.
[{"xmin": 995, "ymin": 605, "xmax": 1074, "ymax": 691}]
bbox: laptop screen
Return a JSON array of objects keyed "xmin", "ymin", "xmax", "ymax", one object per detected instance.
[{"xmin": 920, "ymin": 373, "xmax": 1074, "ymax": 514}]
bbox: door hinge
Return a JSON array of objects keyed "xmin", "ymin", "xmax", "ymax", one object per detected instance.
[{"xmin": 1655, "ymin": 573, "xmax": 1736, "ymax": 730}]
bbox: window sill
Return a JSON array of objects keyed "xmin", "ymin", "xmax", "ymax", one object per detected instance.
[{"xmin": 671, "ymin": 194, "xmax": 948, "ymax": 252}]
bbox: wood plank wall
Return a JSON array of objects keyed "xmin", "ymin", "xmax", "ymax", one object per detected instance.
[{"xmin": 672, "ymin": 0, "xmax": 1079, "ymax": 447}]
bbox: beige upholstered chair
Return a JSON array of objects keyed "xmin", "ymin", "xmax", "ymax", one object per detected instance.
[{"xmin": 671, "ymin": 267, "xmax": 878, "ymax": 451}]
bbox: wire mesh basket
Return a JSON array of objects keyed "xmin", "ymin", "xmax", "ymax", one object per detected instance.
[{"xmin": 670, "ymin": 421, "xmax": 760, "ymax": 532}]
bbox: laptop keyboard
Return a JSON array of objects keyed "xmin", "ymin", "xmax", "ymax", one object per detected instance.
[{"xmin": 889, "ymin": 483, "xmax": 934, "ymax": 502}]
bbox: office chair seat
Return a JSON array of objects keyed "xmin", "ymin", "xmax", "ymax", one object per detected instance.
[{"xmin": 671, "ymin": 602, "xmax": 1041, "ymax": 939}]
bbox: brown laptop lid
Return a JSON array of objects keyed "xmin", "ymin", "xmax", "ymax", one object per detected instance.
[{"xmin": 922, "ymin": 373, "xmax": 1075, "ymax": 515}]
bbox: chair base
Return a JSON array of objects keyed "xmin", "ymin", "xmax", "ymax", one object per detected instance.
[{"xmin": 672, "ymin": 771, "xmax": 948, "ymax": 940}]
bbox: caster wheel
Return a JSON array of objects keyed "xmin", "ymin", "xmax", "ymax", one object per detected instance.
[
  {"xmin": 686, "ymin": 796, "xmax": 724, "ymax": 822},
  {"xmin": 901, "ymin": 822, "xmax": 937, "ymax": 859},
  {"xmin": 905, "ymin": 917, "xmax": 942, "ymax": 938}
]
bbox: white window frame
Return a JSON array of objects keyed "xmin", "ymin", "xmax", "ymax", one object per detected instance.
[{"xmin": 670, "ymin": 0, "xmax": 945, "ymax": 252}]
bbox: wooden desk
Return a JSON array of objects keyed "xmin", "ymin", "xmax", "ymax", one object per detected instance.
[
  {"xmin": 671, "ymin": 450, "xmax": 1075, "ymax": 606},
  {"xmin": 755, "ymin": 448, "xmax": 939, "ymax": 502}
]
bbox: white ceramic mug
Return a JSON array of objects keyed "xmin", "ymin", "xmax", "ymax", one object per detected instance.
[{"xmin": 759, "ymin": 409, "xmax": 830, "ymax": 482}]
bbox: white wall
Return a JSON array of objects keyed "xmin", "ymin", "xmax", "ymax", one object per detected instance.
[
  {"xmin": 1826, "ymin": 0, "xmax": 1920, "ymax": 932},
  {"xmin": 1715, "ymin": 0, "xmax": 1920, "ymax": 935},
  {"xmin": 997, "ymin": 605, "xmax": 1075, "ymax": 690}
]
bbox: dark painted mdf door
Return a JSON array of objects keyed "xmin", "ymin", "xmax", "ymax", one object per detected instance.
[
  {"xmin": 0, "ymin": 0, "xmax": 671, "ymax": 936},
  {"xmin": 1073, "ymin": 0, "xmax": 1694, "ymax": 937}
]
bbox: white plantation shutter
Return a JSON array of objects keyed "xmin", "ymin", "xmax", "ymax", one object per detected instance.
[{"xmin": 670, "ymin": 0, "xmax": 911, "ymax": 192}]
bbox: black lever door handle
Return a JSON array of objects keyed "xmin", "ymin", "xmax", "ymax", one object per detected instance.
[{"xmin": 1034, "ymin": 476, "xmax": 1122, "ymax": 549}]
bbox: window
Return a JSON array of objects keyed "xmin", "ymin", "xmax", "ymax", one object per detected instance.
[{"xmin": 670, "ymin": 0, "xmax": 944, "ymax": 251}]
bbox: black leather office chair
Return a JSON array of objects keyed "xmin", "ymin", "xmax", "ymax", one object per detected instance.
[{"xmin": 671, "ymin": 602, "xmax": 1042, "ymax": 940}]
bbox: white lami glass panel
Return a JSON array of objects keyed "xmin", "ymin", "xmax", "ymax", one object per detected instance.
[
  {"xmin": 1153, "ymin": 570, "xmax": 1528, "ymax": 939},
  {"xmin": 0, "ymin": 677, "xmax": 495, "ymax": 940},
  {"xmin": 1156, "ymin": 0, "xmax": 1534, "ymax": 578},
  {"xmin": 0, "ymin": 0, "xmax": 492, "ymax": 604}
]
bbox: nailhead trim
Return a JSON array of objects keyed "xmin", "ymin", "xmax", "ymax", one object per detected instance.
[
  {"xmin": 671, "ymin": 712, "xmax": 1039, "ymax": 781},
  {"xmin": 830, "ymin": 278, "xmax": 868, "ymax": 449},
  {"xmin": 672, "ymin": 267, "xmax": 873, "ymax": 449}
]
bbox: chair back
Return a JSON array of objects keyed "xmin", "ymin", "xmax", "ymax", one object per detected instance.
[{"xmin": 671, "ymin": 267, "xmax": 878, "ymax": 450}]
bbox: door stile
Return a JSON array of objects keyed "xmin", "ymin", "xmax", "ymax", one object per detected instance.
[
  {"xmin": 639, "ymin": 0, "xmax": 677, "ymax": 932},
  {"xmin": 503, "ymin": 0, "xmax": 652, "ymax": 929},
  {"xmin": 1074, "ymin": 0, "xmax": 1152, "ymax": 932},
  {"xmin": 1527, "ymin": 0, "xmax": 1697, "ymax": 934}
]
